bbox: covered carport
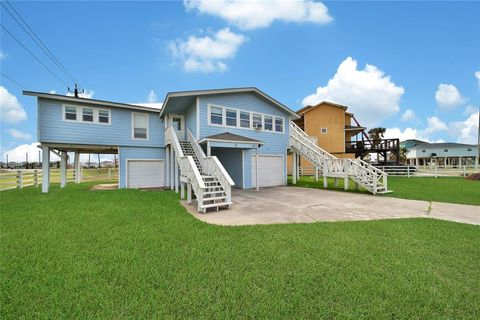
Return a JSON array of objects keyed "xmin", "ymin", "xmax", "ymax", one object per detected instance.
[{"xmin": 39, "ymin": 143, "xmax": 118, "ymax": 193}]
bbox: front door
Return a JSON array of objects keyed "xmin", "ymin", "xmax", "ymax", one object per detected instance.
[{"xmin": 170, "ymin": 114, "xmax": 185, "ymax": 140}]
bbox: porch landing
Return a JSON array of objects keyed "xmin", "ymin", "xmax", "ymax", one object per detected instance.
[{"xmin": 181, "ymin": 187, "xmax": 480, "ymax": 226}]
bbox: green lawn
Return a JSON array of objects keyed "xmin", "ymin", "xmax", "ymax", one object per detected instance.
[
  {"xmin": 289, "ymin": 176, "xmax": 480, "ymax": 206},
  {"xmin": 1, "ymin": 184, "xmax": 479, "ymax": 319}
]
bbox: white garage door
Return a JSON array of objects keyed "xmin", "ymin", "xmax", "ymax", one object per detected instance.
[
  {"xmin": 251, "ymin": 155, "xmax": 284, "ymax": 187},
  {"xmin": 127, "ymin": 160, "xmax": 164, "ymax": 188}
]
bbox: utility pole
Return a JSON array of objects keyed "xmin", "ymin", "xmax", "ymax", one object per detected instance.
[
  {"xmin": 6, "ymin": 154, "xmax": 8, "ymax": 168},
  {"xmin": 477, "ymin": 106, "xmax": 480, "ymax": 171}
]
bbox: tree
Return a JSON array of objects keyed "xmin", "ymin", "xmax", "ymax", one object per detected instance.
[{"xmin": 368, "ymin": 127, "xmax": 386, "ymax": 146}]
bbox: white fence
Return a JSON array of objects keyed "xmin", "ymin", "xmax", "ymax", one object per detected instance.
[
  {"xmin": 0, "ymin": 168, "xmax": 119, "ymax": 191},
  {"xmin": 290, "ymin": 165, "xmax": 479, "ymax": 178}
]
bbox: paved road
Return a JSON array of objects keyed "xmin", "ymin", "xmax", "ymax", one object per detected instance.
[{"xmin": 181, "ymin": 187, "xmax": 480, "ymax": 226}]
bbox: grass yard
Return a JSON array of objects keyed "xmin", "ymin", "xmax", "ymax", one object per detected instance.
[
  {"xmin": 289, "ymin": 176, "xmax": 480, "ymax": 206},
  {"xmin": 1, "ymin": 184, "xmax": 480, "ymax": 319}
]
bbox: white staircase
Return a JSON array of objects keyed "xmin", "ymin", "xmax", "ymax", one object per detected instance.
[
  {"xmin": 289, "ymin": 121, "xmax": 390, "ymax": 194},
  {"xmin": 165, "ymin": 127, "xmax": 235, "ymax": 213}
]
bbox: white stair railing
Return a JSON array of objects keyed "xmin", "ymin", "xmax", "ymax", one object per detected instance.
[
  {"xmin": 187, "ymin": 129, "xmax": 235, "ymax": 203},
  {"xmin": 289, "ymin": 121, "xmax": 389, "ymax": 194},
  {"xmin": 166, "ymin": 126, "xmax": 206, "ymax": 210}
]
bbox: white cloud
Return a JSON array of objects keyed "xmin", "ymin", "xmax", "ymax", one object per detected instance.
[
  {"xmin": 464, "ymin": 105, "xmax": 478, "ymax": 116},
  {"xmin": 475, "ymin": 71, "xmax": 480, "ymax": 87},
  {"xmin": 451, "ymin": 112, "xmax": 479, "ymax": 144},
  {"xmin": 0, "ymin": 50, "xmax": 6, "ymax": 60},
  {"xmin": 302, "ymin": 57, "xmax": 404, "ymax": 127},
  {"xmin": 0, "ymin": 86, "xmax": 27, "ymax": 123},
  {"xmin": 435, "ymin": 84, "xmax": 464, "ymax": 110},
  {"xmin": 168, "ymin": 27, "xmax": 247, "ymax": 73},
  {"xmin": 6, "ymin": 129, "xmax": 32, "ymax": 140},
  {"xmin": 148, "ymin": 90, "xmax": 157, "ymax": 103},
  {"xmin": 49, "ymin": 90, "xmax": 56, "ymax": 94},
  {"xmin": 66, "ymin": 89, "xmax": 94, "ymax": 99},
  {"xmin": 424, "ymin": 116, "xmax": 448, "ymax": 135},
  {"xmin": 184, "ymin": 0, "xmax": 333, "ymax": 30},
  {"xmin": 1, "ymin": 142, "xmax": 48, "ymax": 163},
  {"xmin": 384, "ymin": 127, "xmax": 425, "ymax": 142},
  {"xmin": 401, "ymin": 109, "xmax": 416, "ymax": 122},
  {"xmin": 134, "ymin": 90, "xmax": 163, "ymax": 110}
]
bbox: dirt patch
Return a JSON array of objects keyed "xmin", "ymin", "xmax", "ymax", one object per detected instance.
[
  {"xmin": 89, "ymin": 184, "xmax": 118, "ymax": 191},
  {"xmin": 140, "ymin": 187, "xmax": 169, "ymax": 192},
  {"xmin": 465, "ymin": 173, "xmax": 480, "ymax": 180}
]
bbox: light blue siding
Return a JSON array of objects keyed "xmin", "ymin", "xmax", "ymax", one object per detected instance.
[
  {"xmin": 211, "ymin": 147, "xmax": 243, "ymax": 188},
  {"xmin": 38, "ymin": 98, "xmax": 164, "ymax": 147},
  {"xmin": 118, "ymin": 146, "xmax": 165, "ymax": 188},
  {"xmin": 184, "ymin": 101, "xmax": 197, "ymax": 139},
  {"xmin": 199, "ymin": 93, "xmax": 290, "ymax": 188}
]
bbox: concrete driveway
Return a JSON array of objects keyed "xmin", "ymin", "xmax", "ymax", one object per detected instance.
[{"xmin": 181, "ymin": 187, "xmax": 480, "ymax": 226}]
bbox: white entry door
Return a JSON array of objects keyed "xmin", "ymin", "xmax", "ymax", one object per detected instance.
[
  {"xmin": 170, "ymin": 114, "xmax": 185, "ymax": 140},
  {"xmin": 251, "ymin": 155, "xmax": 284, "ymax": 187},
  {"xmin": 127, "ymin": 160, "xmax": 164, "ymax": 188}
]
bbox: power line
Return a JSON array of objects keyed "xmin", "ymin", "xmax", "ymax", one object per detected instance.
[
  {"xmin": 0, "ymin": 72, "xmax": 28, "ymax": 89},
  {"xmin": 2, "ymin": 0, "xmax": 82, "ymax": 87},
  {"xmin": 0, "ymin": 23, "xmax": 68, "ymax": 88}
]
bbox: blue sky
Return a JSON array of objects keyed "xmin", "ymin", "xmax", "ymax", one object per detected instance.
[{"xmin": 1, "ymin": 0, "xmax": 479, "ymax": 161}]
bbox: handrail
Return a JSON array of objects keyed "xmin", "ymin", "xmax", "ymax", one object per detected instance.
[
  {"xmin": 290, "ymin": 122, "xmax": 336, "ymax": 160},
  {"xmin": 211, "ymin": 156, "xmax": 235, "ymax": 186},
  {"xmin": 187, "ymin": 129, "xmax": 206, "ymax": 164}
]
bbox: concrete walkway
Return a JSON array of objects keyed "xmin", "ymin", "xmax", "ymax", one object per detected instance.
[{"xmin": 181, "ymin": 187, "xmax": 480, "ymax": 226}]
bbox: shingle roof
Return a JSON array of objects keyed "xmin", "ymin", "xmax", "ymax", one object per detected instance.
[
  {"xmin": 200, "ymin": 132, "xmax": 263, "ymax": 144},
  {"xmin": 411, "ymin": 142, "xmax": 477, "ymax": 149}
]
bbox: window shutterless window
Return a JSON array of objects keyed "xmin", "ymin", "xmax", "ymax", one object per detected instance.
[
  {"xmin": 226, "ymin": 109, "xmax": 237, "ymax": 127},
  {"xmin": 444, "ymin": 149, "xmax": 448, "ymax": 152},
  {"xmin": 240, "ymin": 111, "xmax": 250, "ymax": 128},
  {"xmin": 210, "ymin": 106, "xmax": 223, "ymax": 125},
  {"xmin": 264, "ymin": 116, "xmax": 273, "ymax": 131},
  {"xmin": 321, "ymin": 128, "xmax": 328, "ymax": 134},
  {"xmin": 133, "ymin": 113, "xmax": 148, "ymax": 139},
  {"xmin": 65, "ymin": 106, "xmax": 77, "ymax": 120},
  {"xmin": 172, "ymin": 117, "xmax": 182, "ymax": 131},
  {"xmin": 82, "ymin": 108, "xmax": 94, "ymax": 122},
  {"xmin": 275, "ymin": 117, "xmax": 283, "ymax": 132},
  {"xmin": 252, "ymin": 113, "xmax": 262, "ymax": 130},
  {"xmin": 98, "ymin": 110, "xmax": 110, "ymax": 124}
]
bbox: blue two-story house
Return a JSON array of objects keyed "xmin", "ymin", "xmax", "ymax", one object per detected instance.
[{"xmin": 25, "ymin": 87, "xmax": 300, "ymax": 212}]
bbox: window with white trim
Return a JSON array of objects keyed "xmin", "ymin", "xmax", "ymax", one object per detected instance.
[
  {"xmin": 252, "ymin": 113, "xmax": 262, "ymax": 130},
  {"xmin": 132, "ymin": 113, "xmax": 148, "ymax": 139},
  {"xmin": 264, "ymin": 116, "xmax": 273, "ymax": 131},
  {"xmin": 98, "ymin": 110, "xmax": 110, "ymax": 124},
  {"xmin": 240, "ymin": 111, "xmax": 250, "ymax": 128},
  {"xmin": 64, "ymin": 106, "xmax": 77, "ymax": 120},
  {"xmin": 82, "ymin": 108, "xmax": 94, "ymax": 122},
  {"xmin": 226, "ymin": 109, "xmax": 237, "ymax": 127},
  {"xmin": 210, "ymin": 106, "xmax": 223, "ymax": 125},
  {"xmin": 275, "ymin": 117, "xmax": 284, "ymax": 132},
  {"xmin": 321, "ymin": 128, "xmax": 328, "ymax": 134}
]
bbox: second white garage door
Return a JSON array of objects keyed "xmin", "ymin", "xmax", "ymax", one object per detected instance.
[
  {"xmin": 251, "ymin": 155, "xmax": 284, "ymax": 187},
  {"xmin": 127, "ymin": 160, "xmax": 164, "ymax": 188}
]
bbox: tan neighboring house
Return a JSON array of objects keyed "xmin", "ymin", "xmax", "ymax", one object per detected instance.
[{"xmin": 288, "ymin": 101, "xmax": 366, "ymax": 171}]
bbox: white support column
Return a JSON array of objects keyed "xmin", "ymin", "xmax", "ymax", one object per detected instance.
[
  {"xmin": 174, "ymin": 157, "xmax": 179, "ymax": 193},
  {"xmin": 314, "ymin": 166, "xmax": 318, "ymax": 182},
  {"xmin": 334, "ymin": 178, "xmax": 338, "ymax": 188},
  {"xmin": 165, "ymin": 146, "xmax": 170, "ymax": 188},
  {"xmin": 323, "ymin": 159, "xmax": 328, "ymax": 189},
  {"xmin": 41, "ymin": 146, "xmax": 50, "ymax": 193},
  {"xmin": 170, "ymin": 147, "xmax": 175, "ymax": 190},
  {"xmin": 74, "ymin": 152, "xmax": 81, "ymax": 184},
  {"xmin": 187, "ymin": 183, "xmax": 192, "ymax": 204},
  {"xmin": 344, "ymin": 177, "xmax": 349, "ymax": 190},
  {"xmin": 180, "ymin": 182, "xmax": 185, "ymax": 199},
  {"xmin": 207, "ymin": 141, "xmax": 211, "ymax": 157},
  {"xmin": 296, "ymin": 154, "xmax": 300, "ymax": 181},
  {"xmin": 292, "ymin": 152, "xmax": 297, "ymax": 184},
  {"xmin": 60, "ymin": 151, "xmax": 67, "ymax": 188}
]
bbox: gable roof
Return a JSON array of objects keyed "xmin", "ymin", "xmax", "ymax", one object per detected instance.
[
  {"xmin": 297, "ymin": 101, "xmax": 348, "ymax": 116},
  {"xmin": 199, "ymin": 132, "xmax": 264, "ymax": 145},
  {"xmin": 410, "ymin": 142, "xmax": 477, "ymax": 150},
  {"xmin": 23, "ymin": 91, "xmax": 162, "ymax": 113},
  {"xmin": 160, "ymin": 87, "xmax": 299, "ymax": 119}
]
